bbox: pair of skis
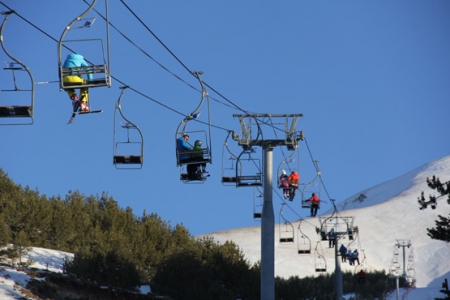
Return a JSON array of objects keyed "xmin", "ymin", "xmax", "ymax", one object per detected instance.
[{"xmin": 67, "ymin": 100, "xmax": 103, "ymax": 124}]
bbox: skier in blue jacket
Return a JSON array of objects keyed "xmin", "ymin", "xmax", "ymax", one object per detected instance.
[
  {"xmin": 339, "ymin": 244, "xmax": 347, "ymax": 262},
  {"xmin": 177, "ymin": 134, "xmax": 192, "ymax": 161},
  {"xmin": 62, "ymin": 53, "xmax": 93, "ymax": 113},
  {"xmin": 177, "ymin": 134, "xmax": 198, "ymax": 178}
]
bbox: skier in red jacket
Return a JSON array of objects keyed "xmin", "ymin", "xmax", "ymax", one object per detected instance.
[{"xmin": 306, "ymin": 193, "xmax": 320, "ymax": 217}]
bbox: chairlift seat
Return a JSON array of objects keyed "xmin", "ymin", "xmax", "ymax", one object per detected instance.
[
  {"xmin": 0, "ymin": 106, "xmax": 32, "ymax": 117},
  {"xmin": 113, "ymin": 155, "xmax": 142, "ymax": 164},
  {"xmin": 315, "ymin": 268, "xmax": 326, "ymax": 272},
  {"xmin": 238, "ymin": 175, "xmax": 261, "ymax": 180},
  {"xmin": 236, "ymin": 175, "xmax": 262, "ymax": 187},
  {"xmin": 180, "ymin": 173, "xmax": 207, "ymax": 181},
  {"xmin": 297, "ymin": 233, "xmax": 311, "ymax": 254},
  {"xmin": 88, "ymin": 78, "xmax": 108, "ymax": 85},
  {"xmin": 280, "ymin": 180, "xmax": 299, "ymax": 189},
  {"xmin": 3, "ymin": 62, "xmax": 23, "ymax": 71},
  {"xmin": 61, "ymin": 65, "xmax": 109, "ymax": 89},
  {"xmin": 288, "ymin": 180, "xmax": 299, "ymax": 187},
  {"xmin": 280, "ymin": 237, "xmax": 294, "ymax": 243},
  {"xmin": 237, "ymin": 183, "xmax": 262, "ymax": 187},
  {"xmin": 177, "ymin": 148, "xmax": 211, "ymax": 166},
  {"xmin": 222, "ymin": 176, "xmax": 237, "ymax": 183},
  {"xmin": 3, "ymin": 66, "xmax": 22, "ymax": 71},
  {"xmin": 179, "ymin": 158, "xmax": 211, "ymax": 165}
]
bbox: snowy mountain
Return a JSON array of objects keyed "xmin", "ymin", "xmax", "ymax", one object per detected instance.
[
  {"xmin": 203, "ymin": 155, "xmax": 450, "ymax": 300},
  {"xmin": 0, "ymin": 156, "xmax": 448, "ymax": 299}
]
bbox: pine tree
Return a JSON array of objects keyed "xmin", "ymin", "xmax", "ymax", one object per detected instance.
[
  {"xmin": 13, "ymin": 230, "xmax": 31, "ymax": 266},
  {"xmin": 0, "ymin": 213, "xmax": 11, "ymax": 247},
  {"xmin": 434, "ymin": 278, "xmax": 450, "ymax": 300},
  {"xmin": 417, "ymin": 176, "xmax": 450, "ymax": 242},
  {"xmin": 21, "ymin": 187, "xmax": 52, "ymax": 246},
  {"xmin": 47, "ymin": 196, "xmax": 73, "ymax": 251}
]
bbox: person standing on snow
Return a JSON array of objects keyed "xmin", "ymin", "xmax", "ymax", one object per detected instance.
[
  {"xmin": 348, "ymin": 249, "xmax": 354, "ymax": 265},
  {"xmin": 328, "ymin": 228, "xmax": 336, "ymax": 248},
  {"xmin": 339, "ymin": 244, "xmax": 347, "ymax": 262},
  {"xmin": 352, "ymin": 249, "xmax": 360, "ymax": 265}
]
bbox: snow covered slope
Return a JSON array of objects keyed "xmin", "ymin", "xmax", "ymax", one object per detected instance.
[{"xmin": 203, "ymin": 156, "xmax": 450, "ymax": 294}]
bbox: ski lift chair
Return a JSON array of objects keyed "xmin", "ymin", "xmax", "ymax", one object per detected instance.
[
  {"xmin": 279, "ymin": 204, "xmax": 294, "ymax": 243},
  {"xmin": 314, "ymin": 242, "xmax": 327, "ymax": 272},
  {"xmin": 57, "ymin": 0, "xmax": 112, "ymax": 91},
  {"xmin": 235, "ymin": 149, "xmax": 263, "ymax": 187},
  {"xmin": 113, "ymin": 87, "xmax": 144, "ymax": 169},
  {"xmin": 0, "ymin": 11, "xmax": 35, "ymax": 124},
  {"xmin": 297, "ymin": 222, "xmax": 311, "ymax": 254},
  {"xmin": 253, "ymin": 187, "xmax": 263, "ymax": 219}
]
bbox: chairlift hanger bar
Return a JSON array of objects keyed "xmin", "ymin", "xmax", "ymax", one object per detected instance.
[
  {"xmin": 233, "ymin": 114, "xmax": 304, "ymax": 118},
  {"xmin": 113, "ymin": 86, "xmax": 144, "ymax": 169},
  {"xmin": 58, "ymin": 0, "xmax": 98, "ymax": 56},
  {"xmin": 237, "ymin": 139, "xmax": 297, "ymax": 148}
]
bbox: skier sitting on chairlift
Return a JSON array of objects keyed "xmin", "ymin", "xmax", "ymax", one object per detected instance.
[
  {"xmin": 288, "ymin": 171, "xmax": 299, "ymax": 201},
  {"xmin": 62, "ymin": 53, "xmax": 92, "ymax": 113},
  {"xmin": 177, "ymin": 134, "xmax": 196, "ymax": 179},
  {"xmin": 306, "ymin": 193, "xmax": 320, "ymax": 217},
  {"xmin": 193, "ymin": 140, "xmax": 207, "ymax": 174},
  {"xmin": 280, "ymin": 170, "xmax": 290, "ymax": 199}
]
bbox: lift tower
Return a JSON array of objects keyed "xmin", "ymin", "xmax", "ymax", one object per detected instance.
[
  {"xmin": 232, "ymin": 113, "xmax": 303, "ymax": 300},
  {"xmin": 396, "ymin": 239, "xmax": 411, "ymax": 277},
  {"xmin": 318, "ymin": 215, "xmax": 356, "ymax": 300},
  {"xmin": 389, "ymin": 239, "xmax": 414, "ymax": 300}
]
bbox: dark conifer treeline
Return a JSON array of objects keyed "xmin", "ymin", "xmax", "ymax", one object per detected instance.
[
  {"xmin": 0, "ymin": 169, "xmax": 396, "ymax": 299},
  {"xmin": 0, "ymin": 169, "xmax": 260, "ymax": 297}
]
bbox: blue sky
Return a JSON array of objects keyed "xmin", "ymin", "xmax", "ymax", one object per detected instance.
[{"xmin": 0, "ymin": 1, "xmax": 449, "ymax": 236}]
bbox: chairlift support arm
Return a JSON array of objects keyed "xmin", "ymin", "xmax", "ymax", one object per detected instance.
[
  {"xmin": 1, "ymin": 11, "xmax": 35, "ymax": 93},
  {"xmin": 232, "ymin": 114, "xmax": 304, "ymax": 148}
]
